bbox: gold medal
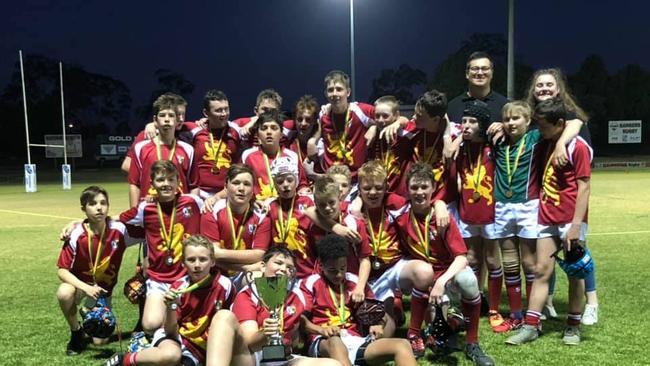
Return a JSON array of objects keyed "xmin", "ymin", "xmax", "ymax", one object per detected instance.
[
  {"xmin": 472, "ymin": 191, "xmax": 481, "ymax": 202},
  {"xmin": 372, "ymin": 259, "xmax": 381, "ymax": 271},
  {"xmin": 505, "ymin": 190, "xmax": 513, "ymax": 198},
  {"xmin": 165, "ymin": 254, "xmax": 174, "ymax": 266}
]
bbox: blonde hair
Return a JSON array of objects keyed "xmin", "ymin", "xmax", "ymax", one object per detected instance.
[
  {"xmin": 182, "ymin": 234, "xmax": 215, "ymax": 259},
  {"xmin": 358, "ymin": 160, "xmax": 387, "ymax": 185},
  {"xmin": 374, "ymin": 95, "xmax": 400, "ymax": 113},
  {"xmin": 326, "ymin": 164, "xmax": 351, "ymax": 181},
  {"xmin": 502, "ymin": 101, "xmax": 532, "ymax": 121}
]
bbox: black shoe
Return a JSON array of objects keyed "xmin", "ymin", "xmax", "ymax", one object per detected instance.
[
  {"xmin": 101, "ymin": 352, "xmax": 124, "ymax": 366},
  {"xmin": 465, "ymin": 343, "xmax": 495, "ymax": 366},
  {"xmin": 66, "ymin": 328, "xmax": 86, "ymax": 356},
  {"xmin": 480, "ymin": 293, "xmax": 489, "ymax": 317}
]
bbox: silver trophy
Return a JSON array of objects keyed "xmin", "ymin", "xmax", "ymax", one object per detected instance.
[{"xmin": 254, "ymin": 276, "xmax": 289, "ymax": 362}]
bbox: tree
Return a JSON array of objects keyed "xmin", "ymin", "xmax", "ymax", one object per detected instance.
[
  {"xmin": 369, "ymin": 64, "xmax": 427, "ymax": 104},
  {"xmin": 135, "ymin": 68, "xmax": 195, "ymax": 122}
]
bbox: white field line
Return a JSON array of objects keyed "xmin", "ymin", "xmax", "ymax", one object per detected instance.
[
  {"xmin": 587, "ymin": 230, "xmax": 650, "ymax": 236},
  {"xmin": 0, "ymin": 209, "xmax": 77, "ymax": 220}
]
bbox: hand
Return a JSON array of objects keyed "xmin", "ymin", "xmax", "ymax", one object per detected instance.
[
  {"xmin": 163, "ymin": 288, "xmax": 180, "ymax": 307},
  {"xmin": 351, "ymin": 286, "xmax": 365, "ymax": 303},
  {"xmin": 380, "ymin": 121, "xmax": 401, "ymax": 144},
  {"xmin": 196, "ymin": 117, "xmax": 208, "ymax": 130},
  {"xmin": 348, "ymin": 197, "xmax": 364, "ymax": 219},
  {"xmin": 442, "ymin": 139, "xmax": 460, "ymax": 167},
  {"xmin": 433, "ymin": 201, "xmax": 449, "ymax": 229},
  {"xmin": 84, "ymin": 284, "xmax": 107, "ymax": 300},
  {"xmin": 253, "ymin": 200, "xmax": 270, "ymax": 214},
  {"xmin": 201, "ymin": 194, "xmax": 220, "ymax": 214},
  {"xmin": 564, "ymin": 224, "xmax": 581, "ymax": 251},
  {"xmin": 59, "ymin": 220, "xmax": 81, "ymax": 241},
  {"xmin": 364, "ymin": 125, "xmax": 377, "ymax": 147},
  {"xmin": 262, "ymin": 317, "xmax": 281, "ymax": 337},
  {"xmin": 318, "ymin": 325, "xmax": 340, "ymax": 338},
  {"xmin": 239, "ymin": 117, "xmax": 258, "ymax": 138},
  {"xmin": 320, "ymin": 103, "xmax": 331, "ymax": 117},
  {"xmin": 144, "ymin": 122, "xmax": 158, "ymax": 140},
  {"xmin": 369, "ymin": 324, "xmax": 384, "ymax": 339},
  {"xmin": 428, "ymin": 281, "xmax": 446, "ymax": 304},
  {"xmin": 553, "ymin": 142, "xmax": 569, "ymax": 168},
  {"xmin": 333, "ymin": 223, "xmax": 361, "ymax": 243}
]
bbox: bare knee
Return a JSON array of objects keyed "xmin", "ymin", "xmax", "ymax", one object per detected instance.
[
  {"xmin": 56, "ymin": 283, "xmax": 76, "ymax": 302},
  {"xmin": 92, "ymin": 337, "xmax": 110, "ymax": 346},
  {"xmin": 211, "ymin": 309, "xmax": 239, "ymax": 329},
  {"xmin": 160, "ymin": 347, "xmax": 181, "ymax": 366},
  {"xmin": 395, "ymin": 339, "xmax": 413, "ymax": 356}
]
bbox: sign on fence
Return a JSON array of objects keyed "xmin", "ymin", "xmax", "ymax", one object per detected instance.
[
  {"xmin": 608, "ymin": 120, "xmax": 642, "ymax": 144},
  {"xmin": 44, "ymin": 134, "xmax": 83, "ymax": 158}
]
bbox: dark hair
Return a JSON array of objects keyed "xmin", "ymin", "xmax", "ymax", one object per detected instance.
[
  {"xmin": 203, "ymin": 89, "xmax": 228, "ymax": 110},
  {"xmin": 152, "ymin": 93, "xmax": 185, "ymax": 116},
  {"xmin": 416, "ymin": 90, "xmax": 447, "ymax": 118},
  {"xmin": 263, "ymin": 245, "xmax": 295, "ymax": 264},
  {"xmin": 256, "ymin": 89, "xmax": 282, "ymax": 108},
  {"xmin": 466, "ymin": 51, "xmax": 493, "ymax": 70},
  {"xmin": 226, "ymin": 163, "xmax": 255, "ymax": 183},
  {"xmin": 80, "ymin": 185, "xmax": 109, "ymax": 209},
  {"xmin": 324, "ymin": 70, "xmax": 350, "ymax": 89},
  {"xmin": 150, "ymin": 160, "xmax": 179, "ymax": 182},
  {"xmin": 463, "ymin": 100, "xmax": 491, "ymax": 134},
  {"xmin": 254, "ymin": 109, "xmax": 282, "ymax": 131},
  {"xmin": 534, "ymin": 97, "xmax": 567, "ymax": 126},
  {"xmin": 406, "ymin": 162, "xmax": 436, "ymax": 186},
  {"xmin": 317, "ymin": 234, "xmax": 349, "ymax": 264}
]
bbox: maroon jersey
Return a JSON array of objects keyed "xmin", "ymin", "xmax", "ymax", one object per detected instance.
[
  {"xmin": 232, "ymin": 117, "xmax": 294, "ymax": 149},
  {"xmin": 395, "ymin": 204, "xmax": 467, "ymax": 280},
  {"xmin": 232, "ymin": 282, "xmax": 306, "ymax": 347},
  {"xmin": 57, "ymin": 220, "xmax": 139, "ymax": 296},
  {"xmin": 128, "ymin": 138, "xmax": 197, "ymax": 199},
  {"xmin": 537, "ymin": 137, "xmax": 592, "ymax": 225},
  {"xmin": 171, "ymin": 273, "xmax": 235, "ymax": 364},
  {"xmin": 318, "ymin": 102, "xmax": 375, "ymax": 179},
  {"xmin": 126, "ymin": 121, "xmax": 202, "ymax": 160},
  {"xmin": 193, "ymin": 123, "xmax": 242, "ymax": 196},
  {"xmin": 365, "ymin": 193, "xmax": 407, "ymax": 278},
  {"xmin": 120, "ymin": 194, "xmax": 203, "ymax": 283},
  {"xmin": 301, "ymin": 273, "xmax": 375, "ymax": 341},
  {"xmin": 367, "ymin": 130, "xmax": 411, "ymax": 194},
  {"xmin": 456, "ymin": 142, "xmax": 496, "ymax": 225},
  {"xmin": 241, "ymin": 147, "xmax": 308, "ymax": 201},
  {"xmin": 267, "ymin": 195, "xmax": 317, "ymax": 279}
]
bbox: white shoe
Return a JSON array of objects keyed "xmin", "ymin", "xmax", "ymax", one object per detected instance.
[
  {"xmin": 581, "ymin": 304, "xmax": 599, "ymax": 325},
  {"xmin": 540, "ymin": 304, "xmax": 558, "ymax": 320}
]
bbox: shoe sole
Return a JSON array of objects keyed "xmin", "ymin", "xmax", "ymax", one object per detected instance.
[{"xmin": 563, "ymin": 340, "xmax": 580, "ymax": 346}]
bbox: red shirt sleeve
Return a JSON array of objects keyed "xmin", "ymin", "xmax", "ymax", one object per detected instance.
[
  {"xmin": 127, "ymin": 147, "xmax": 142, "ymax": 186},
  {"xmin": 126, "ymin": 131, "xmax": 146, "ymax": 159},
  {"xmin": 355, "ymin": 220, "xmax": 372, "ymax": 258},
  {"xmin": 200, "ymin": 211, "xmax": 221, "ymax": 243},
  {"xmin": 57, "ymin": 241, "xmax": 75, "ymax": 269},
  {"xmin": 572, "ymin": 141, "xmax": 592, "ymax": 180},
  {"xmin": 443, "ymin": 216, "xmax": 468, "ymax": 257},
  {"xmin": 252, "ymin": 215, "xmax": 271, "ymax": 251},
  {"xmin": 232, "ymin": 290, "xmax": 258, "ymax": 322}
]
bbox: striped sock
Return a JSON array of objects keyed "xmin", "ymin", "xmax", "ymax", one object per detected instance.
[
  {"xmin": 524, "ymin": 310, "xmax": 542, "ymax": 327},
  {"xmin": 567, "ymin": 312, "xmax": 582, "ymax": 326},
  {"xmin": 488, "ymin": 267, "xmax": 503, "ymax": 312},
  {"xmin": 409, "ymin": 288, "xmax": 428, "ymax": 336},
  {"xmin": 525, "ymin": 273, "xmax": 535, "ymax": 301},
  {"xmin": 462, "ymin": 294, "xmax": 482, "ymax": 344}
]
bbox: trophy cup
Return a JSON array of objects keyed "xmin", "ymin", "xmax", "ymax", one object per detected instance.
[{"xmin": 254, "ymin": 276, "xmax": 289, "ymax": 362}]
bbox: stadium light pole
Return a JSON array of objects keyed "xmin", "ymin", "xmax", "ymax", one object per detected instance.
[
  {"xmin": 507, "ymin": 0, "xmax": 515, "ymax": 99},
  {"xmin": 349, "ymin": 0, "xmax": 356, "ymax": 102}
]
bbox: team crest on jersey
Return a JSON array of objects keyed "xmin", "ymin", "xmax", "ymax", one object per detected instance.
[
  {"xmin": 111, "ymin": 240, "xmax": 119, "ymax": 250},
  {"xmin": 176, "ymin": 155, "xmax": 184, "ymax": 164},
  {"xmin": 248, "ymin": 224, "xmax": 256, "ymax": 234},
  {"xmin": 286, "ymin": 305, "xmax": 296, "ymax": 315},
  {"xmin": 182, "ymin": 207, "xmax": 192, "ymax": 218},
  {"xmin": 429, "ymin": 230, "xmax": 437, "ymax": 242},
  {"xmin": 298, "ymin": 204, "xmax": 305, "ymax": 213}
]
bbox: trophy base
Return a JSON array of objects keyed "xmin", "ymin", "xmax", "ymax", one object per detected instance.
[{"xmin": 262, "ymin": 344, "xmax": 288, "ymax": 362}]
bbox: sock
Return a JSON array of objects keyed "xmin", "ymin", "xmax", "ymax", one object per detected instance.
[
  {"xmin": 488, "ymin": 267, "xmax": 503, "ymax": 312},
  {"xmin": 504, "ymin": 274, "xmax": 523, "ymax": 318},
  {"xmin": 123, "ymin": 352, "xmax": 137, "ymax": 366},
  {"xmin": 461, "ymin": 294, "xmax": 482, "ymax": 344},
  {"xmin": 408, "ymin": 288, "xmax": 428, "ymax": 336},
  {"xmin": 524, "ymin": 310, "xmax": 542, "ymax": 327},
  {"xmin": 525, "ymin": 273, "xmax": 535, "ymax": 301},
  {"xmin": 567, "ymin": 312, "xmax": 582, "ymax": 326}
]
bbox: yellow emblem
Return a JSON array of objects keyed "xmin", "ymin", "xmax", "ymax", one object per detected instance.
[
  {"xmin": 179, "ymin": 315, "xmax": 210, "ymax": 350},
  {"xmin": 274, "ymin": 217, "xmax": 308, "ymax": 259},
  {"xmin": 380, "ymin": 150, "xmax": 399, "ymax": 181},
  {"xmin": 324, "ymin": 307, "xmax": 351, "ymax": 328},
  {"xmin": 463, "ymin": 164, "xmax": 494, "ymax": 204},
  {"xmin": 327, "ymin": 134, "xmax": 354, "ymax": 166},
  {"xmin": 203, "ymin": 141, "xmax": 231, "ymax": 171},
  {"xmin": 542, "ymin": 164, "xmax": 561, "ymax": 206},
  {"xmin": 83, "ymin": 256, "xmax": 117, "ymax": 285},
  {"xmin": 156, "ymin": 223, "xmax": 186, "ymax": 265},
  {"xmin": 256, "ymin": 177, "xmax": 278, "ymax": 201}
]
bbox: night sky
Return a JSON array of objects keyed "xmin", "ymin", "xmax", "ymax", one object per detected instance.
[{"xmin": 2, "ymin": 0, "xmax": 648, "ymax": 121}]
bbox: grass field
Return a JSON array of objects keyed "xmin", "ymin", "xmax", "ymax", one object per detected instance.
[{"xmin": 1, "ymin": 168, "xmax": 649, "ymax": 366}]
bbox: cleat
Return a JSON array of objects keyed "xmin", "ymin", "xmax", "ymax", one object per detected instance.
[
  {"xmin": 581, "ymin": 304, "xmax": 598, "ymax": 325},
  {"xmin": 562, "ymin": 325, "xmax": 581, "ymax": 345},
  {"xmin": 493, "ymin": 317, "xmax": 522, "ymax": 333},
  {"xmin": 407, "ymin": 332, "xmax": 425, "ymax": 359},
  {"xmin": 505, "ymin": 324, "xmax": 539, "ymax": 345},
  {"xmin": 541, "ymin": 304, "xmax": 558, "ymax": 320},
  {"xmin": 128, "ymin": 331, "xmax": 151, "ymax": 353},
  {"xmin": 66, "ymin": 328, "xmax": 86, "ymax": 356},
  {"xmin": 447, "ymin": 307, "xmax": 465, "ymax": 333},
  {"xmin": 488, "ymin": 311, "xmax": 504, "ymax": 328},
  {"xmin": 101, "ymin": 352, "xmax": 124, "ymax": 366},
  {"xmin": 465, "ymin": 343, "xmax": 495, "ymax": 366}
]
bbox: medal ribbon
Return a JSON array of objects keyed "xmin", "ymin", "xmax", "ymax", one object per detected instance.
[
  {"xmin": 505, "ymin": 134, "xmax": 527, "ymax": 191},
  {"xmin": 277, "ymin": 195, "xmax": 296, "ymax": 243},
  {"xmin": 467, "ymin": 143, "xmax": 484, "ymax": 196},
  {"xmin": 85, "ymin": 223, "xmax": 105, "ymax": 283},
  {"xmin": 155, "ymin": 136, "xmax": 177, "ymax": 161},
  {"xmin": 174, "ymin": 274, "xmax": 213, "ymax": 295},
  {"xmin": 156, "ymin": 199, "xmax": 177, "ymax": 257},
  {"xmin": 262, "ymin": 151, "xmax": 281, "ymax": 197},
  {"xmin": 209, "ymin": 127, "xmax": 228, "ymax": 170},
  {"xmin": 328, "ymin": 282, "xmax": 347, "ymax": 326},
  {"xmin": 330, "ymin": 108, "xmax": 352, "ymax": 159},
  {"xmin": 418, "ymin": 132, "xmax": 442, "ymax": 164},
  {"xmin": 365, "ymin": 207, "xmax": 384, "ymax": 259},
  {"xmin": 226, "ymin": 203, "xmax": 249, "ymax": 251},
  {"xmin": 295, "ymin": 139, "xmax": 303, "ymax": 163},
  {"xmin": 410, "ymin": 208, "xmax": 433, "ymax": 260}
]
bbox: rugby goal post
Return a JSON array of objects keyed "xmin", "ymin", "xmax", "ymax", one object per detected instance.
[{"xmin": 20, "ymin": 50, "xmax": 71, "ymax": 192}]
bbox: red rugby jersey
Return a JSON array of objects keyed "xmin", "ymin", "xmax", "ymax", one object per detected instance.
[
  {"xmin": 126, "ymin": 121, "xmax": 202, "ymax": 160},
  {"xmin": 537, "ymin": 136, "xmax": 592, "ymax": 225},
  {"xmin": 128, "ymin": 138, "xmax": 197, "ymax": 199},
  {"xmin": 120, "ymin": 194, "xmax": 203, "ymax": 283},
  {"xmin": 193, "ymin": 123, "xmax": 242, "ymax": 196},
  {"xmin": 395, "ymin": 204, "xmax": 467, "ymax": 280},
  {"xmin": 267, "ymin": 195, "xmax": 317, "ymax": 279},
  {"xmin": 200, "ymin": 199, "xmax": 271, "ymax": 253},
  {"xmin": 57, "ymin": 220, "xmax": 140, "ymax": 296},
  {"xmin": 363, "ymin": 193, "xmax": 407, "ymax": 279},
  {"xmin": 232, "ymin": 117, "xmax": 294, "ymax": 149},
  {"xmin": 232, "ymin": 282, "xmax": 306, "ymax": 347},
  {"xmin": 301, "ymin": 273, "xmax": 375, "ymax": 341},
  {"xmin": 171, "ymin": 273, "xmax": 235, "ymax": 364},
  {"xmin": 241, "ymin": 147, "xmax": 308, "ymax": 201},
  {"xmin": 456, "ymin": 142, "xmax": 496, "ymax": 225}
]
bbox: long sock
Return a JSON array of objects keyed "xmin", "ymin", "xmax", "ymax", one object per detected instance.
[
  {"xmin": 567, "ymin": 312, "xmax": 582, "ymax": 326},
  {"xmin": 504, "ymin": 274, "xmax": 523, "ymax": 319},
  {"xmin": 462, "ymin": 294, "xmax": 482, "ymax": 344},
  {"xmin": 524, "ymin": 310, "xmax": 542, "ymax": 327},
  {"xmin": 488, "ymin": 267, "xmax": 503, "ymax": 312},
  {"xmin": 123, "ymin": 352, "xmax": 137, "ymax": 366},
  {"xmin": 548, "ymin": 269, "xmax": 556, "ymax": 296},
  {"xmin": 408, "ymin": 288, "xmax": 428, "ymax": 335},
  {"xmin": 525, "ymin": 273, "xmax": 535, "ymax": 301}
]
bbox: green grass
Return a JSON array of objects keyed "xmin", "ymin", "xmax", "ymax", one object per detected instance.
[{"xmin": 1, "ymin": 169, "xmax": 649, "ymax": 365}]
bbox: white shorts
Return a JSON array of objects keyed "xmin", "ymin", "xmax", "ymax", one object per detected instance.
[
  {"xmin": 369, "ymin": 258, "xmax": 409, "ymax": 301},
  {"xmin": 538, "ymin": 222, "xmax": 588, "ymax": 241},
  {"xmin": 449, "ymin": 204, "xmax": 498, "ymax": 240},
  {"xmin": 146, "ymin": 278, "xmax": 172, "ymax": 297},
  {"xmin": 309, "ymin": 331, "xmax": 372, "ymax": 365},
  {"xmin": 152, "ymin": 328, "xmax": 200, "ymax": 366},
  {"xmin": 493, "ymin": 199, "xmax": 539, "ymax": 239}
]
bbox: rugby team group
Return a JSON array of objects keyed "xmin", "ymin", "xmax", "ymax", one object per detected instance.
[{"xmin": 55, "ymin": 52, "xmax": 598, "ymax": 366}]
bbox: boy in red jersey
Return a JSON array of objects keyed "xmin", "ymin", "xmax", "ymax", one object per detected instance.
[
  {"xmin": 200, "ymin": 164, "xmax": 271, "ymax": 280},
  {"xmin": 57, "ymin": 186, "xmax": 139, "ymax": 355},
  {"xmin": 302, "ymin": 234, "xmax": 417, "ymax": 366},
  {"xmin": 241, "ymin": 110, "xmax": 309, "ymax": 202},
  {"xmin": 266, "ymin": 156, "xmax": 317, "ymax": 279},
  {"xmin": 286, "ymin": 95, "xmax": 321, "ymax": 182},
  {"xmin": 506, "ymin": 98, "xmax": 592, "ymax": 346},
  {"xmin": 396, "ymin": 163, "xmax": 494, "ymax": 366},
  {"xmin": 121, "ymin": 161, "xmax": 204, "ymax": 334},
  {"xmin": 102, "ymin": 235, "xmax": 235, "ymax": 366},
  {"xmin": 128, "ymin": 94, "xmax": 199, "ymax": 207},
  {"xmin": 234, "ymin": 88, "xmax": 294, "ymax": 148},
  {"xmin": 193, "ymin": 90, "xmax": 242, "ymax": 201}
]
